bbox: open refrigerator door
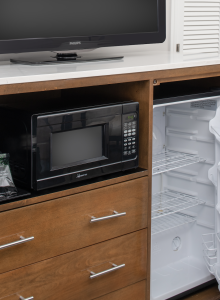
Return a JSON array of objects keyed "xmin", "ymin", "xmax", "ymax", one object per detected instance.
[{"xmin": 206, "ymin": 106, "xmax": 220, "ymax": 291}]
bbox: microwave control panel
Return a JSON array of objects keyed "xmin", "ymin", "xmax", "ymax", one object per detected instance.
[{"xmin": 122, "ymin": 113, "xmax": 138, "ymax": 160}]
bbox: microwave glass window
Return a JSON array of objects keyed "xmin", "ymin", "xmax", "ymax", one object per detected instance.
[{"xmin": 51, "ymin": 126, "xmax": 103, "ymax": 168}]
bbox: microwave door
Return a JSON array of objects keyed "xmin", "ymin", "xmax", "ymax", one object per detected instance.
[{"xmin": 34, "ymin": 114, "xmax": 122, "ymax": 185}]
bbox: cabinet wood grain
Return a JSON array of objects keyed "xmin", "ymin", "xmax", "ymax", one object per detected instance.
[
  {"xmin": 64, "ymin": 79, "xmax": 154, "ymax": 300},
  {"xmin": 0, "ymin": 177, "xmax": 147, "ymax": 275},
  {"xmin": 0, "ymin": 169, "xmax": 148, "ymax": 213},
  {"xmin": 0, "ymin": 230, "xmax": 147, "ymax": 300},
  {"xmin": 94, "ymin": 280, "xmax": 146, "ymax": 300}
]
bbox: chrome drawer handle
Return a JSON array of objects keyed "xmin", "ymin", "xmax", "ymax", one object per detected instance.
[
  {"xmin": 0, "ymin": 236, "xmax": 34, "ymax": 250},
  {"xmin": 90, "ymin": 211, "xmax": 126, "ymax": 223},
  {"xmin": 90, "ymin": 263, "xmax": 125, "ymax": 279},
  {"xmin": 20, "ymin": 296, "xmax": 34, "ymax": 300}
]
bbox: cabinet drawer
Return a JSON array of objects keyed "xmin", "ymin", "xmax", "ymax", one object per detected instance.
[
  {"xmin": 0, "ymin": 177, "xmax": 148, "ymax": 274},
  {"xmin": 95, "ymin": 280, "xmax": 146, "ymax": 300},
  {"xmin": 0, "ymin": 230, "xmax": 147, "ymax": 300}
]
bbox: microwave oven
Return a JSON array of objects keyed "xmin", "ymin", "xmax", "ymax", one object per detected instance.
[{"xmin": 0, "ymin": 100, "xmax": 139, "ymax": 190}]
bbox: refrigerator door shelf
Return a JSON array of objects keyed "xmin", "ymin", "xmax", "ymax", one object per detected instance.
[
  {"xmin": 216, "ymin": 232, "xmax": 220, "ymax": 243},
  {"xmin": 202, "ymin": 233, "xmax": 217, "ymax": 258},
  {"xmin": 215, "ymin": 264, "xmax": 220, "ymax": 286},
  {"xmin": 203, "ymin": 249, "xmax": 217, "ymax": 268},
  {"xmin": 204, "ymin": 255, "xmax": 216, "ymax": 275}
]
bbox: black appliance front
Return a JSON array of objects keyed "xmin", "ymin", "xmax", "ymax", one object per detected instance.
[{"xmin": 32, "ymin": 102, "xmax": 139, "ymax": 190}]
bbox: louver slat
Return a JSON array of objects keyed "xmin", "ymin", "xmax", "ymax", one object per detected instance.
[{"xmin": 183, "ymin": 0, "xmax": 220, "ymax": 59}]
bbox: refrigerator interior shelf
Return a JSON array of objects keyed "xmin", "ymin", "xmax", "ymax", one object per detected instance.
[
  {"xmin": 152, "ymin": 150, "xmax": 205, "ymax": 175},
  {"xmin": 152, "ymin": 189, "xmax": 205, "ymax": 219},
  {"xmin": 152, "ymin": 212, "xmax": 196, "ymax": 235}
]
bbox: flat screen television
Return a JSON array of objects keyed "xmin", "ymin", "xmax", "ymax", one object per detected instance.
[{"xmin": 0, "ymin": 0, "xmax": 166, "ymax": 64}]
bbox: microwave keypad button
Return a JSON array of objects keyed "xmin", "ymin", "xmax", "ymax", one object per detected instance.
[
  {"xmin": 132, "ymin": 138, "xmax": 136, "ymax": 141},
  {"xmin": 128, "ymin": 142, "xmax": 131, "ymax": 146},
  {"xmin": 132, "ymin": 149, "xmax": 136, "ymax": 154},
  {"xmin": 124, "ymin": 147, "xmax": 128, "ymax": 150},
  {"xmin": 132, "ymin": 121, "xmax": 136, "ymax": 125},
  {"xmin": 124, "ymin": 143, "xmax": 127, "ymax": 146},
  {"xmin": 124, "ymin": 134, "xmax": 128, "ymax": 137},
  {"xmin": 132, "ymin": 141, "xmax": 135, "ymax": 145},
  {"xmin": 128, "ymin": 129, "xmax": 131, "ymax": 133},
  {"xmin": 132, "ymin": 132, "xmax": 136, "ymax": 136},
  {"xmin": 124, "ymin": 123, "xmax": 128, "ymax": 128},
  {"xmin": 124, "ymin": 139, "xmax": 127, "ymax": 143},
  {"xmin": 128, "ymin": 133, "xmax": 131, "ymax": 136},
  {"xmin": 128, "ymin": 151, "xmax": 132, "ymax": 155},
  {"xmin": 132, "ymin": 129, "xmax": 136, "ymax": 132},
  {"xmin": 123, "ymin": 151, "xmax": 128, "ymax": 156},
  {"xmin": 132, "ymin": 145, "xmax": 136, "ymax": 149},
  {"xmin": 124, "ymin": 130, "xmax": 128, "ymax": 133},
  {"xmin": 128, "ymin": 146, "xmax": 132, "ymax": 150},
  {"xmin": 128, "ymin": 138, "xmax": 131, "ymax": 142}
]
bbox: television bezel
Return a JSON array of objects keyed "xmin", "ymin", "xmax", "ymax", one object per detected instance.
[{"xmin": 0, "ymin": 0, "xmax": 166, "ymax": 54}]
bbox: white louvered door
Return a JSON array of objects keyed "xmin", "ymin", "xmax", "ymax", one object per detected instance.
[{"xmin": 171, "ymin": 0, "xmax": 220, "ymax": 61}]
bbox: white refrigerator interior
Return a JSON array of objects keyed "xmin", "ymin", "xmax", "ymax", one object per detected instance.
[{"xmin": 151, "ymin": 96, "xmax": 220, "ymax": 300}]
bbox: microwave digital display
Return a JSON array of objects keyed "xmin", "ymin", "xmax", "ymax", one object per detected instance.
[{"xmin": 51, "ymin": 125, "xmax": 103, "ymax": 169}]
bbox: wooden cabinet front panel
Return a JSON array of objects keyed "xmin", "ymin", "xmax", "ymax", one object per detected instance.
[
  {"xmin": 0, "ymin": 177, "xmax": 147, "ymax": 274},
  {"xmin": 0, "ymin": 230, "xmax": 147, "ymax": 300},
  {"xmin": 94, "ymin": 280, "xmax": 147, "ymax": 300}
]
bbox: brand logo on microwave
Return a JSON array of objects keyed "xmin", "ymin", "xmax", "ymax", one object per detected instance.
[
  {"xmin": 69, "ymin": 41, "xmax": 81, "ymax": 45},
  {"xmin": 76, "ymin": 173, "xmax": 87, "ymax": 178}
]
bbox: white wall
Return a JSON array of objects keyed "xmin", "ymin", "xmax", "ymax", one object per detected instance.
[{"xmin": 0, "ymin": 0, "xmax": 171, "ymax": 62}]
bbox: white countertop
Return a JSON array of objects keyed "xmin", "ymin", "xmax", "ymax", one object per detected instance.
[{"xmin": 0, "ymin": 51, "xmax": 220, "ymax": 85}]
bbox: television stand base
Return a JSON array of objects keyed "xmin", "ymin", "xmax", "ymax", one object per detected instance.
[{"xmin": 10, "ymin": 53, "xmax": 124, "ymax": 65}]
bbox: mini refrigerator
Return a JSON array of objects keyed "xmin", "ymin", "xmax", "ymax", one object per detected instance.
[{"xmin": 150, "ymin": 83, "xmax": 220, "ymax": 300}]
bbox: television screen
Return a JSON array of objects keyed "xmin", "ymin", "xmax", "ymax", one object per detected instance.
[
  {"xmin": 0, "ymin": 0, "xmax": 165, "ymax": 61},
  {"xmin": 0, "ymin": 0, "xmax": 158, "ymax": 40}
]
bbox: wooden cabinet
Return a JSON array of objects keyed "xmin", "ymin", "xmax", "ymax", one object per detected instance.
[
  {"xmin": 1, "ymin": 62, "xmax": 220, "ymax": 300},
  {"xmin": 94, "ymin": 280, "xmax": 147, "ymax": 300},
  {"xmin": 0, "ymin": 230, "xmax": 147, "ymax": 300},
  {"xmin": 0, "ymin": 177, "xmax": 147, "ymax": 275}
]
